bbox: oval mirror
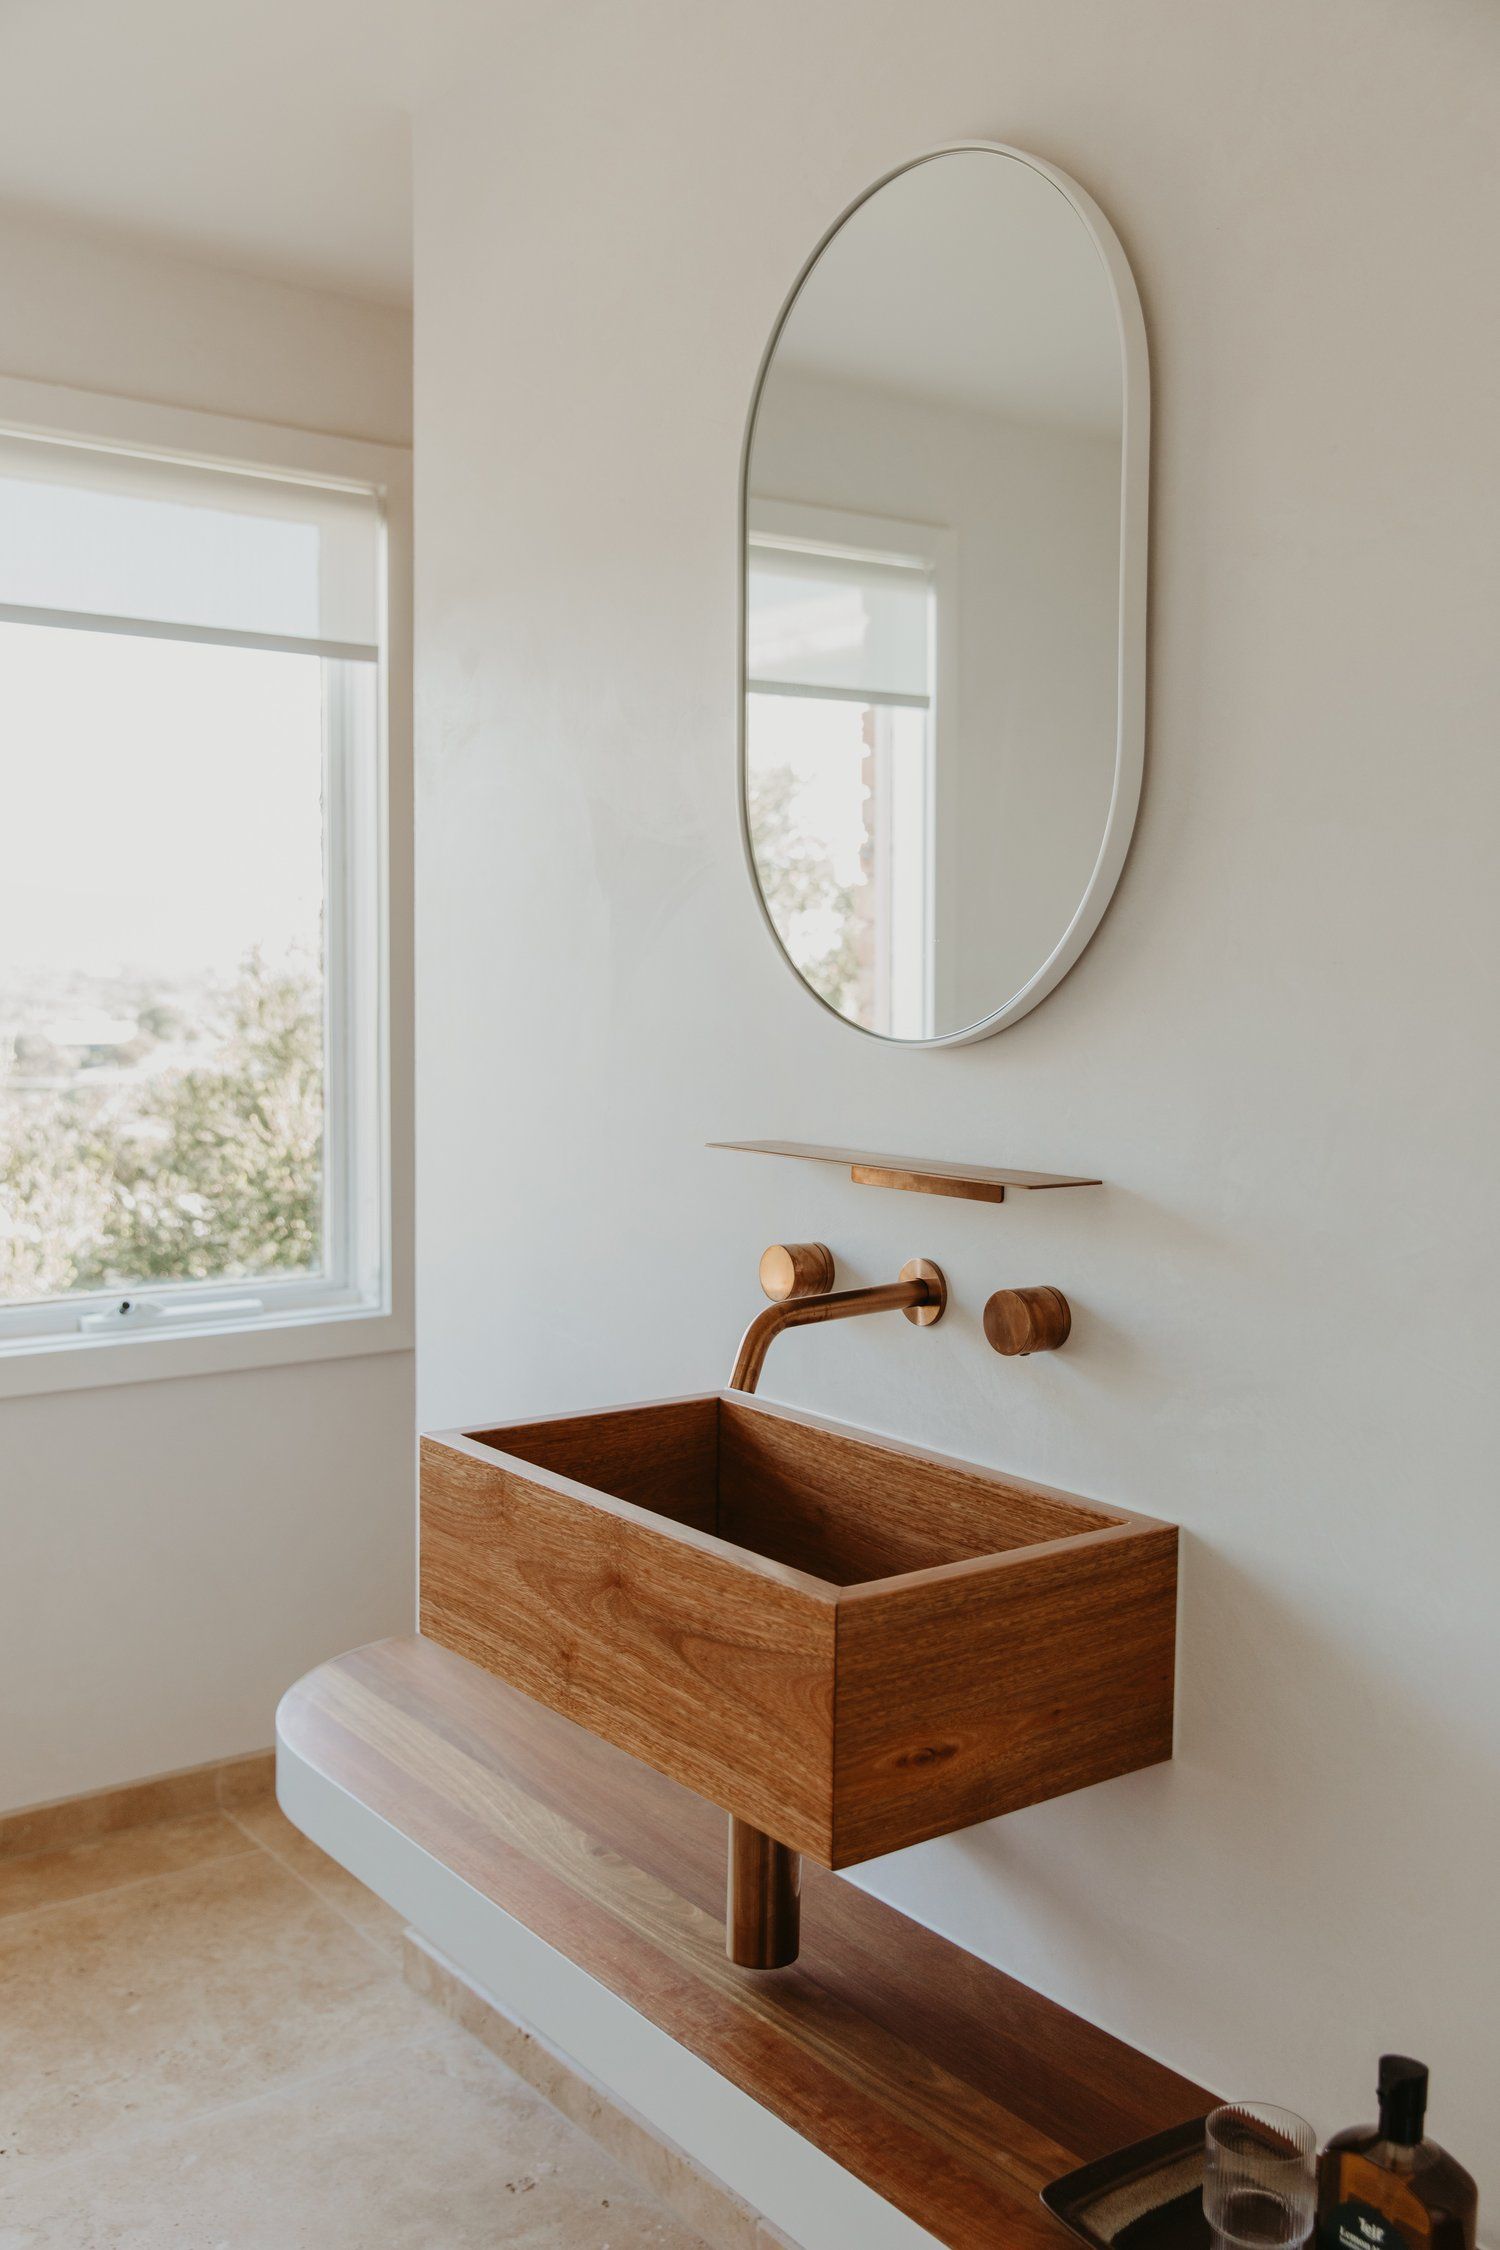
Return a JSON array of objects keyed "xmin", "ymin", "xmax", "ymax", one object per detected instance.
[{"xmin": 740, "ymin": 144, "xmax": 1147, "ymax": 1045}]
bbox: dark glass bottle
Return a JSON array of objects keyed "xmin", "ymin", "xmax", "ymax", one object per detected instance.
[{"xmin": 1318, "ymin": 2057, "xmax": 1477, "ymax": 2250}]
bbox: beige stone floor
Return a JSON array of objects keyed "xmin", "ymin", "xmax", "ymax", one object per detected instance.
[{"xmin": 0, "ymin": 1782, "xmax": 711, "ymax": 2248}]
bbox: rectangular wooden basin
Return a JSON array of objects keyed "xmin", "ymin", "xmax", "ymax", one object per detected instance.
[{"xmin": 419, "ymin": 1393, "xmax": 1177, "ymax": 1869}]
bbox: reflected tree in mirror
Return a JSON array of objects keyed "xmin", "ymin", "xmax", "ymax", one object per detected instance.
[{"xmin": 745, "ymin": 758, "xmax": 862, "ymax": 1020}]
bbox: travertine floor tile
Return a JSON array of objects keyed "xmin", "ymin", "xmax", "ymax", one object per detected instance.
[
  {"xmin": 0, "ymin": 1814, "xmax": 256, "ymax": 1923},
  {"xmin": 212, "ymin": 1750, "xmax": 276, "ymax": 1810},
  {"xmin": 0, "ymin": 1848, "xmax": 428, "ymax": 2172},
  {"xmin": 0, "ymin": 1782, "xmax": 721, "ymax": 2247},
  {"xmin": 405, "ymin": 1936, "xmax": 793, "ymax": 2250},
  {"xmin": 0, "ymin": 2025, "xmax": 709, "ymax": 2249},
  {"xmin": 226, "ymin": 1791, "xmax": 406, "ymax": 1957}
]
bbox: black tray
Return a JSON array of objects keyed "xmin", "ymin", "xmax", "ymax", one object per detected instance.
[{"xmin": 1041, "ymin": 2118, "xmax": 1211, "ymax": 2250}]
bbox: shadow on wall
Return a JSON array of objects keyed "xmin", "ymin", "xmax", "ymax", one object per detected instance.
[{"xmin": 860, "ymin": 1532, "xmax": 1498, "ymax": 2120}]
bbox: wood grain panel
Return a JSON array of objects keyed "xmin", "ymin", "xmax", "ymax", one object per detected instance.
[
  {"xmin": 352, "ymin": 1639, "xmax": 1197, "ymax": 2159},
  {"xmin": 420, "ymin": 1426, "xmax": 839, "ymax": 1860},
  {"xmin": 833, "ymin": 1524, "xmax": 1179, "ymax": 1865},
  {"xmin": 717, "ymin": 1394, "xmax": 1120, "ymax": 1584},
  {"xmin": 422, "ymin": 1393, "xmax": 1175, "ymax": 1867},
  {"xmin": 363, "ymin": 1636, "xmax": 1185, "ymax": 2157},
  {"xmin": 278, "ymin": 1637, "xmax": 1213, "ymax": 2250},
  {"xmin": 466, "ymin": 1394, "xmax": 719, "ymax": 1532}
]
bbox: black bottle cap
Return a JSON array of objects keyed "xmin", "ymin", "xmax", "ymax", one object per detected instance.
[{"xmin": 1377, "ymin": 2054, "xmax": 1428, "ymax": 2146}]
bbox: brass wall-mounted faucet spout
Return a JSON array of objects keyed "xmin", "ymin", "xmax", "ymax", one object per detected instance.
[{"xmin": 729, "ymin": 1251, "xmax": 946, "ymax": 1397}]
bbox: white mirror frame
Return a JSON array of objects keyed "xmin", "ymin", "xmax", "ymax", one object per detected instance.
[{"xmin": 737, "ymin": 141, "xmax": 1150, "ymax": 1047}]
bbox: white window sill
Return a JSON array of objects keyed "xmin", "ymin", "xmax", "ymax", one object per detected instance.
[{"xmin": 0, "ymin": 1301, "xmax": 412, "ymax": 1400}]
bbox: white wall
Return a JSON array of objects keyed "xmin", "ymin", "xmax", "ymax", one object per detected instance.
[
  {"xmin": 750, "ymin": 365, "xmax": 1120, "ymax": 1021},
  {"xmin": 412, "ymin": 0, "xmax": 1500, "ymax": 2195},
  {"xmin": 0, "ymin": 204, "xmax": 411, "ymax": 444},
  {"xmin": 0, "ymin": 210, "xmax": 415, "ymax": 1814},
  {"xmin": 5, "ymin": 1356, "xmax": 413, "ymax": 1809}
]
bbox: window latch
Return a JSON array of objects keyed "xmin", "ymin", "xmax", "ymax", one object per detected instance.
[{"xmin": 77, "ymin": 1295, "xmax": 265, "ymax": 1335}]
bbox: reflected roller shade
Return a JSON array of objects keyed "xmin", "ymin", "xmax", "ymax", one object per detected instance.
[
  {"xmin": 0, "ymin": 433, "xmax": 381, "ymax": 659},
  {"xmin": 747, "ymin": 540, "xmax": 931, "ymax": 706}
]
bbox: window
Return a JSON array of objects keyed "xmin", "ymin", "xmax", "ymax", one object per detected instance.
[
  {"xmin": 0, "ymin": 428, "xmax": 390, "ymax": 1362},
  {"xmin": 745, "ymin": 504, "xmax": 940, "ymax": 1039}
]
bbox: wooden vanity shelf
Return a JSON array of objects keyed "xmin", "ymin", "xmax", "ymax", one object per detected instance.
[
  {"xmin": 280, "ymin": 1637, "xmax": 1212, "ymax": 2250},
  {"xmin": 711, "ymin": 1138, "xmax": 1102, "ymax": 1205}
]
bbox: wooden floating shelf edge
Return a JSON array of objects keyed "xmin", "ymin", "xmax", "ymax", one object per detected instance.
[
  {"xmin": 279, "ymin": 1638, "xmax": 1214, "ymax": 2250},
  {"xmin": 710, "ymin": 1139, "xmax": 1103, "ymax": 1206}
]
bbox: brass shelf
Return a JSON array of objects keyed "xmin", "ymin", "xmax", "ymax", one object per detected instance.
[{"xmin": 710, "ymin": 1139, "xmax": 1101, "ymax": 1206}]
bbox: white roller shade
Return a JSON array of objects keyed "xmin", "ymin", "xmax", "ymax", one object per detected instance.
[
  {"xmin": 747, "ymin": 539, "xmax": 931, "ymax": 705},
  {"xmin": 0, "ymin": 432, "xmax": 381, "ymax": 658}
]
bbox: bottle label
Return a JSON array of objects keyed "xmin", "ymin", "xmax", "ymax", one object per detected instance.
[{"xmin": 1330, "ymin": 2197, "xmax": 1424, "ymax": 2250}]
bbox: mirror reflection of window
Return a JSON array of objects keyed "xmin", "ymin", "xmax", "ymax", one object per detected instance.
[
  {"xmin": 740, "ymin": 147, "xmax": 1141, "ymax": 1045},
  {"xmin": 745, "ymin": 518, "xmax": 936, "ymax": 1039}
]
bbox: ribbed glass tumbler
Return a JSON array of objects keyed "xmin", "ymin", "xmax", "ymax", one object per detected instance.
[{"xmin": 1203, "ymin": 2103, "xmax": 1317, "ymax": 2250}]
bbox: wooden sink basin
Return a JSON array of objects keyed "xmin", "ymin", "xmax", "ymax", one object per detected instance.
[{"xmin": 420, "ymin": 1393, "xmax": 1176, "ymax": 1869}]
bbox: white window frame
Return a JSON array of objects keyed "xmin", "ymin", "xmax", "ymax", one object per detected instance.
[{"xmin": 0, "ymin": 375, "xmax": 412, "ymax": 1399}]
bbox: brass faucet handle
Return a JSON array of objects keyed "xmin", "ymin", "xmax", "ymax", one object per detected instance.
[
  {"xmin": 758, "ymin": 1242, "xmax": 836, "ymax": 1302},
  {"xmin": 983, "ymin": 1286, "xmax": 1071, "ymax": 1356}
]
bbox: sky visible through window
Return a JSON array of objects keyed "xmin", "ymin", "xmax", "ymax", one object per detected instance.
[{"xmin": 0, "ymin": 623, "xmax": 322, "ymax": 983}]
